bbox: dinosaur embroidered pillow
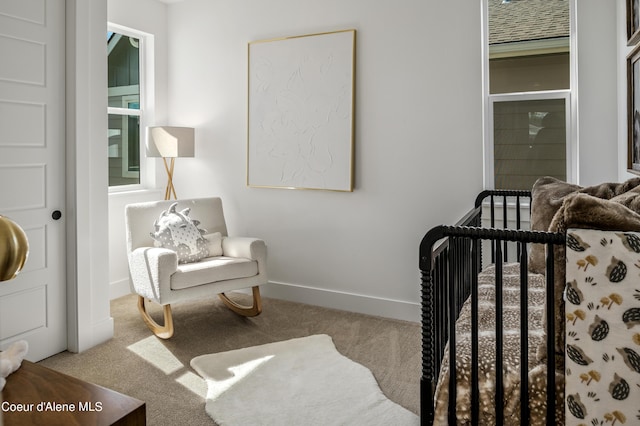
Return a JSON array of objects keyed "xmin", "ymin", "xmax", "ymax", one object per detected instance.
[{"xmin": 151, "ymin": 202, "xmax": 208, "ymax": 263}]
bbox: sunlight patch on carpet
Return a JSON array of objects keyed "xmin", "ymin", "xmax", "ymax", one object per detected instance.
[
  {"xmin": 191, "ymin": 334, "xmax": 419, "ymax": 426},
  {"xmin": 175, "ymin": 371, "xmax": 207, "ymax": 398},
  {"xmin": 127, "ymin": 336, "xmax": 207, "ymax": 398},
  {"xmin": 127, "ymin": 336, "xmax": 184, "ymax": 374}
]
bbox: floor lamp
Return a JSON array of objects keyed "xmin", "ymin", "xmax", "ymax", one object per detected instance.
[{"xmin": 147, "ymin": 126, "xmax": 195, "ymax": 200}]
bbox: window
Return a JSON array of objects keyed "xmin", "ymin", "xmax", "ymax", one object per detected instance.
[
  {"xmin": 484, "ymin": 0, "xmax": 574, "ymax": 190},
  {"xmin": 107, "ymin": 25, "xmax": 153, "ymax": 189},
  {"xmin": 490, "ymin": 93, "xmax": 569, "ymax": 189}
]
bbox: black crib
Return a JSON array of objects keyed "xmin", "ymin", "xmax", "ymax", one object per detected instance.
[{"xmin": 419, "ymin": 190, "xmax": 566, "ymax": 425}]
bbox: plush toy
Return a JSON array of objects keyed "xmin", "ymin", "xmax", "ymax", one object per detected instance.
[
  {"xmin": 0, "ymin": 340, "xmax": 28, "ymax": 390},
  {"xmin": 151, "ymin": 202, "xmax": 209, "ymax": 263}
]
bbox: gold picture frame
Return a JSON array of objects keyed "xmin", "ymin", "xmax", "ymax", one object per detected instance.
[{"xmin": 247, "ymin": 29, "xmax": 356, "ymax": 192}]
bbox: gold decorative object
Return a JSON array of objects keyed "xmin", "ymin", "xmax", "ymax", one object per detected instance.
[{"xmin": 0, "ymin": 215, "xmax": 29, "ymax": 281}]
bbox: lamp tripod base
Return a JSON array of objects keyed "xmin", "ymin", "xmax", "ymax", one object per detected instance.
[{"xmin": 162, "ymin": 157, "xmax": 177, "ymax": 200}]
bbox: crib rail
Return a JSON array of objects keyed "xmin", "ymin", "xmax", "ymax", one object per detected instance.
[{"xmin": 419, "ymin": 190, "xmax": 565, "ymax": 425}]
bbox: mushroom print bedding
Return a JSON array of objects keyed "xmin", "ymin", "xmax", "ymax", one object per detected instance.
[{"xmin": 564, "ymin": 229, "xmax": 640, "ymax": 426}]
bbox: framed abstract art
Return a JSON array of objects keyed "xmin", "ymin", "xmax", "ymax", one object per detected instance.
[{"xmin": 247, "ymin": 29, "xmax": 356, "ymax": 191}]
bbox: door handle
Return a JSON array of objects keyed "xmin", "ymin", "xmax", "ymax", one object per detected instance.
[{"xmin": 52, "ymin": 210, "xmax": 62, "ymax": 220}]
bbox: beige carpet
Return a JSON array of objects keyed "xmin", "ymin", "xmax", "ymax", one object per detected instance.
[{"xmin": 38, "ymin": 293, "xmax": 420, "ymax": 425}]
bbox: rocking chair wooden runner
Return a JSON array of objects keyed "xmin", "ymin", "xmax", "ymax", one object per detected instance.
[{"xmin": 125, "ymin": 197, "xmax": 267, "ymax": 339}]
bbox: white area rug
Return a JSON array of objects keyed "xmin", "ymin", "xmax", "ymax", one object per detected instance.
[{"xmin": 191, "ymin": 334, "xmax": 419, "ymax": 426}]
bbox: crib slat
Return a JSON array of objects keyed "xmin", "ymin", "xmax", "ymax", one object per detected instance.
[
  {"xmin": 435, "ymin": 248, "xmax": 448, "ymax": 384},
  {"xmin": 519, "ymin": 242, "xmax": 530, "ymax": 424},
  {"xmin": 447, "ymin": 239, "xmax": 458, "ymax": 425},
  {"xmin": 495, "ymin": 241, "xmax": 504, "ymax": 425},
  {"xmin": 503, "ymin": 195, "xmax": 508, "ymax": 260},
  {"xmin": 471, "ymin": 238, "xmax": 480, "ymax": 425},
  {"xmin": 516, "ymin": 196, "xmax": 522, "ymax": 260},
  {"xmin": 490, "ymin": 195, "xmax": 495, "ymax": 228},
  {"xmin": 457, "ymin": 237, "xmax": 465, "ymax": 311},
  {"xmin": 546, "ymin": 242, "xmax": 556, "ymax": 424},
  {"xmin": 490, "ymin": 196, "xmax": 496, "ymax": 263}
]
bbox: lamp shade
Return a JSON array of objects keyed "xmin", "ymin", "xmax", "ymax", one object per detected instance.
[{"xmin": 147, "ymin": 126, "xmax": 195, "ymax": 158}]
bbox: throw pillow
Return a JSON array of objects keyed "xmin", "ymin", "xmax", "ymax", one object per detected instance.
[
  {"xmin": 529, "ymin": 176, "xmax": 640, "ymax": 273},
  {"xmin": 529, "ymin": 176, "xmax": 581, "ymax": 273},
  {"xmin": 204, "ymin": 232, "xmax": 223, "ymax": 257},
  {"xmin": 151, "ymin": 202, "xmax": 209, "ymax": 264}
]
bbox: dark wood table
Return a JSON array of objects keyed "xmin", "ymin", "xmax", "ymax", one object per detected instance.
[{"xmin": 1, "ymin": 360, "xmax": 145, "ymax": 425}]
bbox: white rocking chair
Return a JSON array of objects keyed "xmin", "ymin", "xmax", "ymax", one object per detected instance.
[{"xmin": 124, "ymin": 197, "xmax": 267, "ymax": 338}]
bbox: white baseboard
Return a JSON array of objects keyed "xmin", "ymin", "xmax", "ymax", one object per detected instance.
[
  {"xmin": 70, "ymin": 316, "xmax": 114, "ymax": 353},
  {"xmin": 86, "ymin": 316, "xmax": 114, "ymax": 351},
  {"xmin": 260, "ymin": 281, "xmax": 420, "ymax": 323},
  {"xmin": 110, "ymin": 278, "xmax": 132, "ymax": 300},
  {"xmin": 110, "ymin": 278, "xmax": 421, "ymax": 323}
]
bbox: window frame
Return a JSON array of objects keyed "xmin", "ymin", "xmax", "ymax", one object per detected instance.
[
  {"xmin": 481, "ymin": 0, "xmax": 578, "ymax": 189},
  {"xmin": 107, "ymin": 23, "xmax": 155, "ymax": 192}
]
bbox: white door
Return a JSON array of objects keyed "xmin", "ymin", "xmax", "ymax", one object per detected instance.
[{"xmin": 0, "ymin": 0, "xmax": 67, "ymax": 361}]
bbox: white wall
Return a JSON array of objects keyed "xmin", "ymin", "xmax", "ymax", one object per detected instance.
[
  {"xmin": 160, "ymin": 0, "xmax": 484, "ymax": 322},
  {"xmin": 575, "ymin": 0, "xmax": 619, "ymax": 185}
]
